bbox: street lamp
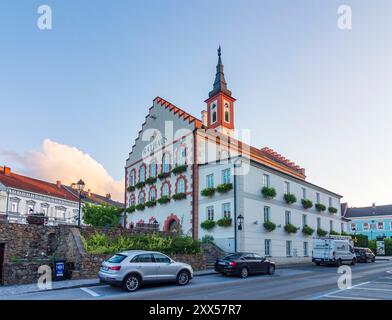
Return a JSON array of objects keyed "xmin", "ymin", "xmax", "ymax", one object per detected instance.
[
  {"xmin": 237, "ymin": 214, "xmax": 244, "ymax": 231},
  {"xmin": 77, "ymin": 179, "xmax": 85, "ymax": 227}
]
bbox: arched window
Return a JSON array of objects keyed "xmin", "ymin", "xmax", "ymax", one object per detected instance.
[
  {"xmin": 224, "ymin": 103, "xmax": 230, "ymax": 123},
  {"xmin": 129, "ymin": 170, "xmax": 135, "ymax": 186},
  {"xmin": 138, "ymin": 192, "xmax": 145, "ymax": 204},
  {"xmin": 150, "ymin": 160, "xmax": 156, "ymax": 178},
  {"xmin": 150, "ymin": 188, "xmax": 156, "ymax": 201},
  {"xmin": 139, "ymin": 165, "xmax": 145, "ymax": 182},
  {"xmin": 211, "ymin": 103, "xmax": 217, "ymax": 123},
  {"xmin": 130, "ymin": 194, "xmax": 135, "ymax": 206},
  {"xmin": 162, "ymin": 153, "xmax": 170, "ymax": 173},
  {"xmin": 177, "ymin": 146, "xmax": 186, "ymax": 166},
  {"xmin": 177, "ymin": 178, "xmax": 185, "ymax": 193},
  {"xmin": 162, "ymin": 183, "xmax": 170, "ymax": 197}
]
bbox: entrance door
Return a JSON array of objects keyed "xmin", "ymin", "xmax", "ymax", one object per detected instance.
[{"xmin": 0, "ymin": 244, "xmax": 4, "ymax": 285}]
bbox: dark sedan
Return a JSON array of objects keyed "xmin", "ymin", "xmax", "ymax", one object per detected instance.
[
  {"xmin": 354, "ymin": 247, "xmax": 376, "ymax": 263},
  {"xmin": 214, "ymin": 252, "xmax": 275, "ymax": 278}
]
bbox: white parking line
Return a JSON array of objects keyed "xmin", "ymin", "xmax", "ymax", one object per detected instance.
[
  {"xmin": 80, "ymin": 287, "xmax": 100, "ymax": 297},
  {"xmin": 353, "ymin": 287, "xmax": 392, "ymax": 292},
  {"xmin": 309, "ymin": 281, "xmax": 370, "ymax": 300},
  {"xmin": 325, "ymin": 295, "xmax": 376, "ymax": 300}
]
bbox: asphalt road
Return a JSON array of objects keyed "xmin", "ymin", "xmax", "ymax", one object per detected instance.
[{"xmin": 5, "ymin": 261, "xmax": 392, "ymax": 300}]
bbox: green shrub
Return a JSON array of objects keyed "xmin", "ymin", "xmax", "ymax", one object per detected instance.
[
  {"xmin": 341, "ymin": 231, "xmax": 350, "ymax": 236},
  {"xmin": 284, "ymin": 193, "xmax": 297, "ymax": 204},
  {"xmin": 200, "ymin": 220, "xmax": 216, "ymax": 231},
  {"xmin": 284, "ymin": 223, "xmax": 298, "ymax": 234},
  {"xmin": 83, "ymin": 203, "xmax": 122, "ymax": 227},
  {"xmin": 158, "ymin": 172, "xmax": 171, "ymax": 180},
  {"xmin": 302, "ymin": 225, "xmax": 315, "ymax": 236},
  {"xmin": 263, "ymin": 221, "xmax": 276, "ymax": 232},
  {"xmin": 157, "ymin": 196, "xmax": 170, "ymax": 204},
  {"xmin": 145, "ymin": 200, "xmax": 157, "ymax": 208},
  {"xmin": 329, "ymin": 230, "xmax": 340, "ymax": 235},
  {"xmin": 201, "ymin": 235, "xmax": 214, "ymax": 243},
  {"xmin": 127, "ymin": 185, "xmax": 135, "ymax": 192},
  {"xmin": 317, "ymin": 228, "xmax": 328, "ymax": 237},
  {"xmin": 328, "ymin": 206, "xmax": 338, "ymax": 214},
  {"xmin": 135, "ymin": 182, "xmax": 145, "ymax": 189},
  {"xmin": 315, "ymin": 203, "xmax": 326, "ymax": 212},
  {"xmin": 216, "ymin": 217, "xmax": 232, "ymax": 227},
  {"xmin": 216, "ymin": 183, "xmax": 233, "ymax": 193},
  {"xmin": 172, "ymin": 165, "xmax": 187, "ymax": 175},
  {"xmin": 172, "ymin": 193, "xmax": 187, "ymax": 201},
  {"xmin": 352, "ymin": 234, "xmax": 368, "ymax": 247},
  {"xmin": 83, "ymin": 233, "xmax": 201, "ymax": 255},
  {"xmin": 368, "ymin": 240, "xmax": 376, "ymax": 254},
  {"xmin": 135, "ymin": 204, "xmax": 145, "ymax": 211},
  {"xmin": 125, "ymin": 205, "xmax": 135, "ymax": 213},
  {"xmin": 145, "ymin": 177, "xmax": 157, "ymax": 185},
  {"xmin": 301, "ymin": 199, "xmax": 313, "ymax": 209},
  {"xmin": 261, "ymin": 187, "xmax": 277, "ymax": 199},
  {"xmin": 201, "ymin": 187, "xmax": 216, "ymax": 197}
]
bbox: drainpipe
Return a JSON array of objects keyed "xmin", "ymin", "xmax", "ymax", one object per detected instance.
[{"xmin": 233, "ymin": 160, "xmax": 240, "ymax": 253}]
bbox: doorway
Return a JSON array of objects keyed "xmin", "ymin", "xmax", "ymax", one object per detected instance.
[{"xmin": 0, "ymin": 244, "xmax": 4, "ymax": 285}]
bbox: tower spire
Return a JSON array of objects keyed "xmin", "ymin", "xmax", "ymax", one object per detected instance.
[{"xmin": 208, "ymin": 46, "xmax": 232, "ymax": 98}]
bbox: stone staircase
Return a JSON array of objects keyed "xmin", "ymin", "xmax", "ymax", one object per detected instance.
[{"xmin": 201, "ymin": 242, "xmax": 227, "ymax": 270}]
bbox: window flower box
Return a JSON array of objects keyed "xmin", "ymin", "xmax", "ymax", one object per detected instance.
[
  {"xmin": 135, "ymin": 204, "xmax": 145, "ymax": 211},
  {"xmin": 145, "ymin": 177, "xmax": 157, "ymax": 185},
  {"xmin": 263, "ymin": 221, "xmax": 276, "ymax": 232},
  {"xmin": 172, "ymin": 165, "xmax": 187, "ymax": 175},
  {"xmin": 157, "ymin": 196, "xmax": 171, "ymax": 204},
  {"xmin": 329, "ymin": 230, "xmax": 340, "ymax": 235},
  {"xmin": 301, "ymin": 199, "xmax": 313, "ymax": 209},
  {"xmin": 125, "ymin": 205, "xmax": 135, "ymax": 213},
  {"xmin": 145, "ymin": 200, "xmax": 157, "ymax": 208},
  {"xmin": 302, "ymin": 225, "xmax": 315, "ymax": 236},
  {"xmin": 317, "ymin": 228, "xmax": 328, "ymax": 237},
  {"xmin": 135, "ymin": 182, "xmax": 145, "ymax": 189},
  {"xmin": 201, "ymin": 187, "xmax": 216, "ymax": 197},
  {"xmin": 200, "ymin": 220, "xmax": 216, "ymax": 231},
  {"xmin": 328, "ymin": 206, "xmax": 338, "ymax": 214},
  {"xmin": 261, "ymin": 187, "xmax": 277, "ymax": 199},
  {"xmin": 158, "ymin": 172, "xmax": 171, "ymax": 180},
  {"xmin": 26, "ymin": 213, "xmax": 48, "ymax": 225},
  {"xmin": 172, "ymin": 192, "xmax": 187, "ymax": 201},
  {"xmin": 284, "ymin": 193, "xmax": 297, "ymax": 205},
  {"xmin": 216, "ymin": 217, "xmax": 232, "ymax": 227},
  {"xmin": 216, "ymin": 183, "xmax": 233, "ymax": 193},
  {"xmin": 315, "ymin": 203, "xmax": 326, "ymax": 212},
  {"xmin": 284, "ymin": 223, "xmax": 298, "ymax": 234},
  {"xmin": 127, "ymin": 185, "xmax": 135, "ymax": 192}
]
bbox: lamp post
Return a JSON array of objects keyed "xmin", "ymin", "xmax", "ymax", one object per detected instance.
[
  {"xmin": 77, "ymin": 179, "xmax": 85, "ymax": 227},
  {"xmin": 237, "ymin": 214, "xmax": 244, "ymax": 231}
]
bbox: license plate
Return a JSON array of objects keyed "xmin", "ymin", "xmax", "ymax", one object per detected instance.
[
  {"xmin": 101, "ymin": 266, "xmax": 109, "ymax": 271},
  {"xmin": 218, "ymin": 261, "xmax": 226, "ymax": 265}
]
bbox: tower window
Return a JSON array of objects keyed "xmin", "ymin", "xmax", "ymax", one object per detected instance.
[
  {"xmin": 211, "ymin": 103, "xmax": 217, "ymax": 123},
  {"xmin": 224, "ymin": 103, "xmax": 230, "ymax": 123}
]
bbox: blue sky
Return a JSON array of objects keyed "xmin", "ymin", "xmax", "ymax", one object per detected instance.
[{"xmin": 1, "ymin": 1, "xmax": 391, "ymax": 205}]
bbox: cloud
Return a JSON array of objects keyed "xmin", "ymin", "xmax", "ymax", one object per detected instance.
[{"xmin": 1, "ymin": 139, "xmax": 124, "ymax": 202}]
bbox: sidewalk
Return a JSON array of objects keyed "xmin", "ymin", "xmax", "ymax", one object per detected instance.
[{"xmin": 0, "ymin": 269, "xmax": 217, "ymax": 297}]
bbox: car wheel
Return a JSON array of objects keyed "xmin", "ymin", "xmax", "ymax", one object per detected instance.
[
  {"xmin": 315, "ymin": 262, "xmax": 321, "ymax": 266},
  {"xmin": 177, "ymin": 270, "xmax": 191, "ymax": 286},
  {"xmin": 372, "ymin": 257, "xmax": 376, "ymax": 263},
  {"xmin": 351, "ymin": 258, "xmax": 357, "ymax": 266},
  {"xmin": 337, "ymin": 259, "xmax": 343, "ymax": 267},
  {"xmin": 267, "ymin": 265, "xmax": 275, "ymax": 275},
  {"xmin": 240, "ymin": 267, "xmax": 249, "ymax": 278},
  {"xmin": 123, "ymin": 274, "xmax": 141, "ymax": 292}
]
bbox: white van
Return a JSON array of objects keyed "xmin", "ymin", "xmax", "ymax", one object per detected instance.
[{"xmin": 312, "ymin": 236, "xmax": 357, "ymax": 266}]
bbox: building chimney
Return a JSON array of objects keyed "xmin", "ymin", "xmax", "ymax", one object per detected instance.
[
  {"xmin": 71, "ymin": 183, "xmax": 77, "ymax": 190},
  {"xmin": 106, "ymin": 193, "xmax": 111, "ymax": 200},
  {"xmin": 372, "ymin": 203, "xmax": 376, "ymax": 215},
  {"xmin": 201, "ymin": 110, "xmax": 208, "ymax": 127},
  {"xmin": 88, "ymin": 189, "xmax": 91, "ymax": 197},
  {"xmin": 4, "ymin": 167, "xmax": 11, "ymax": 175},
  {"xmin": 56, "ymin": 180, "xmax": 61, "ymax": 188}
]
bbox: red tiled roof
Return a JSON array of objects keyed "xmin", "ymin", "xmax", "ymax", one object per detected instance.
[
  {"xmin": 0, "ymin": 169, "xmax": 79, "ymax": 202},
  {"xmin": 259, "ymin": 147, "xmax": 305, "ymax": 176},
  {"xmin": 154, "ymin": 97, "xmax": 203, "ymax": 128}
]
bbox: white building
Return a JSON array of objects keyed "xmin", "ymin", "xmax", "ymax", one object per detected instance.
[{"xmin": 125, "ymin": 48, "xmax": 346, "ymax": 262}]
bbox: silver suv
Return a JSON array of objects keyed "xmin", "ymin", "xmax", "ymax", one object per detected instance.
[{"xmin": 98, "ymin": 250, "xmax": 194, "ymax": 292}]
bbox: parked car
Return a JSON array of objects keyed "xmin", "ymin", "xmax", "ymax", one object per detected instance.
[
  {"xmin": 214, "ymin": 252, "xmax": 275, "ymax": 278},
  {"xmin": 98, "ymin": 250, "xmax": 194, "ymax": 292},
  {"xmin": 312, "ymin": 236, "xmax": 357, "ymax": 266},
  {"xmin": 354, "ymin": 247, "xmax": 376, "ymax": 263}
]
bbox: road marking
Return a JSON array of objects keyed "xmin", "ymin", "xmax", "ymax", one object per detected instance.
[
  {"xmin": 80, "ymin": 287, "xmax": 100, "ymax": 297},
  {"xmin": 325, "ymin": 295, "xmax": 376, "ymax": 300},
  {"xmin": 353, "ymin": 287, "xmax": 392, "ymax": 292},
  {"xmin": 309, "ymin": 281, "xmax": 370, "ymax": 300},
  {"xmin": 371, "ymin": 281, "xmax": 392, "ymax": 285}
]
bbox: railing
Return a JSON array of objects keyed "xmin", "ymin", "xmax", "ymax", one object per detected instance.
[
  {"xmin": 134, "ymin": 222, "xmax": 160, "ymax": 232},
  {"xmin": 0, "ymin": 211, "xmax": 77, "ymax": 226}
]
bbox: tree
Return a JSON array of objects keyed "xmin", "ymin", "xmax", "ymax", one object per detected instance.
[{"xmin": 83, "ymin": 203, "xmax": 123, "ymax": 227}]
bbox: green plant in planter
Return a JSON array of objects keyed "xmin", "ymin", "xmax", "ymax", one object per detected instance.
[
  {"xmin": 145, "ymin": 200, "xmax": 157, "ymax": 208},
  {"xmin": 127, "ymin": 185, "xmax": 135, "ymax": 192},
  {"xmin": 172, "ymin": 192, "xmax": 187, "ymax": 201},
  {"xmin": 263, "ymin": 221, "xmax": 276, "ymax": 232},
  {"xmin": 216, "ymin": 217, "xmax": 232, "ymax": 227},
  {"xmin": 172, "ymin": 165, "xmax": 187, "ymax": 175},
  {"xmin": 135, "ymin": 182, "xmax": 145, "ymax": 189},
  {"xmin": 145, "ymin": 177, "xmax": 157, "ymax": 185},
  {"xmin": 301, "ymin": 199, "xmax": 313, "ymax": 209},
  {"xmin": 201, "ymin": 235, "xmax": 214, "ymax": 243},
  {"xmin": 158, "ymin": 172, "xmax": 171, "ymax": 180},
  {"xmin": 157, "ymin": 196, "xmax": 170, "ymax": 204},
  {"xmin": 125, "ymin": 205, "xmax": 135, "ymax": 213},
  {"xmin": 315, "ymin": 203, "xmax": 326, "ymax": 212},
  {"xmin": 317, "ymin": 228, "xmax": 328, "ymax": 236},
  {"xmin": 135, "ymin": 204, "xmax": 145, "ymax": 211},
  {"xmin": 341, "ymin": 231, "xmax": 350, "ymax": 236},
  {"xmin": 328, "ymin": 206, "xmax": 338, "ymax": 214},
  {"xmin": 216, "ymin": 183, "xmax": 233, "ymax": 193},
  {"xmin": 200, "ymin": 220, "xmax": 216, "ymax": 231},
  {"xmin": 284, "ymin": 223, "xmax": 298, "ymax": 234},
  {"xmin": 261, "ymin": 187, "xmax": 277, "ymax": 199},
  {"xmin": 329, "ymin": 230, "xmax": 340, "ymax": 235},
  {"xmin": 302, "ymin": 225, "xmax": 315, "ymax": 236},
  {"xmin": 201, "ymin": 187, "xmax": 216, "ymax": 197},
  {"xmin": 284, "ymin": 193, "xmax": 297, "ymax": 204}
]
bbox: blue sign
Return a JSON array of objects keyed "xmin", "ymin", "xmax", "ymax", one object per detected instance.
[{"xmin": 55, "ymin": 262, "xmax": 65, "ymax": 277}]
